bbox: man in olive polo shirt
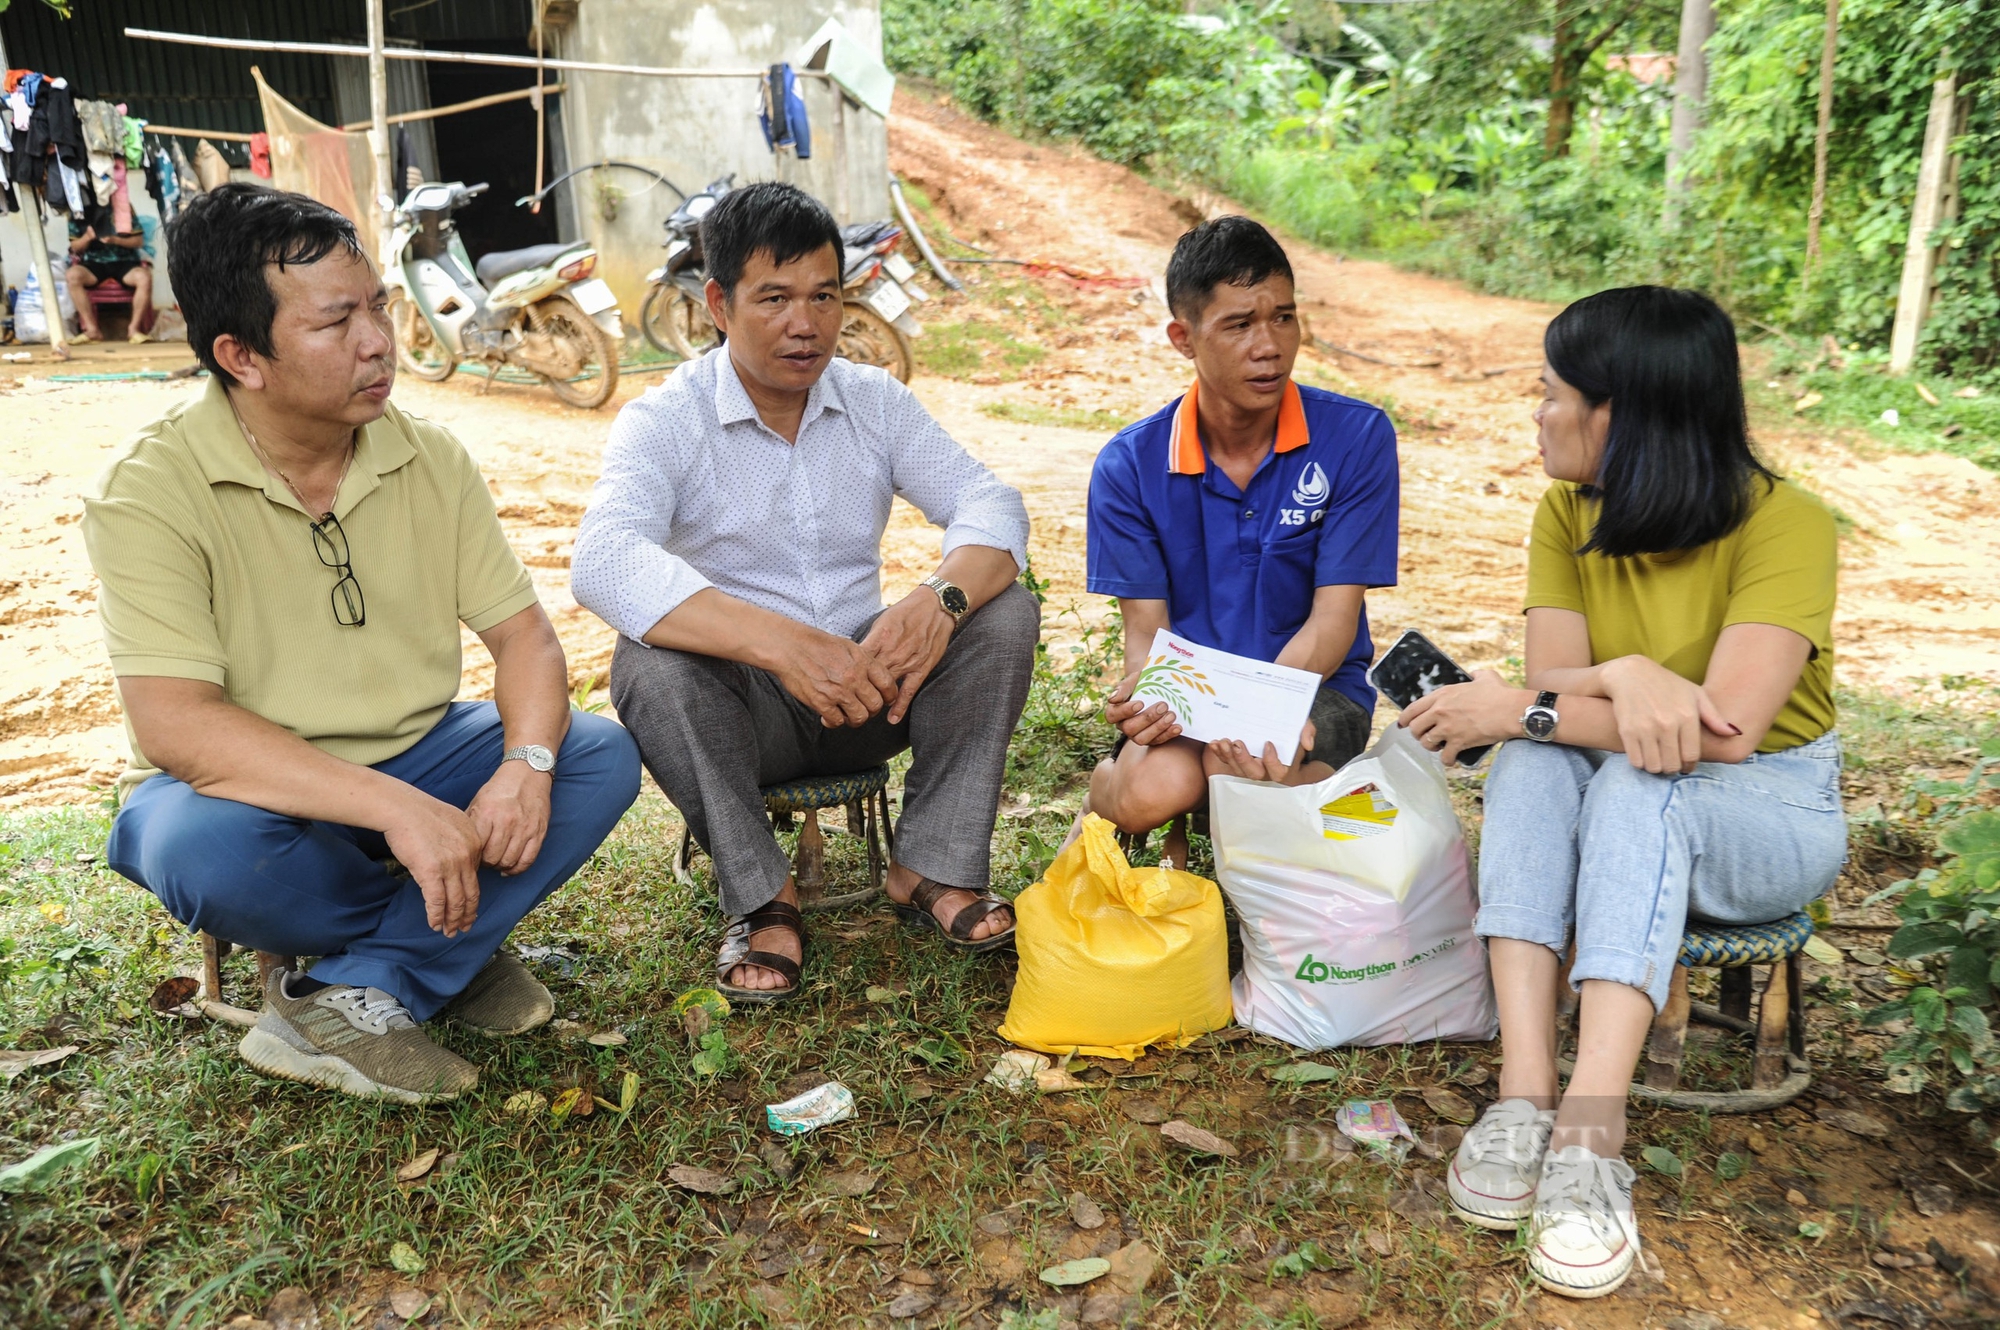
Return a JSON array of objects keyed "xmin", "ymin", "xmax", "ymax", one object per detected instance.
[{"xmin": 86, "ymin": 184, "xmax": 641, "ymax": 1104}]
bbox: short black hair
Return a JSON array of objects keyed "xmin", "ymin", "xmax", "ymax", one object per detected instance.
[
  {"xmin": 700, "ymin": 181, "xmax": 843, "ymax": 301},
  {"xmin": 1545, "ymin": 285, "xmax": 1775, "ymax": 559},
  {"xmin": 1165, "ymin": 216, "xmax": 1295, "ymax": 323},
  {"xmin": 166, "ymin": 183, "xmax": 364, "ymax": 386}
]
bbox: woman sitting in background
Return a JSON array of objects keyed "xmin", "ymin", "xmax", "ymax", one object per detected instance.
[{"xmin": 1401, "ymin": 286, "xmax": 1846, "ymax": 1299}]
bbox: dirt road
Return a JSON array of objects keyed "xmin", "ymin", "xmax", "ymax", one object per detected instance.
[{"xmin": 2, "ymin": 89, "xmax": 1996, "ymax": 805}]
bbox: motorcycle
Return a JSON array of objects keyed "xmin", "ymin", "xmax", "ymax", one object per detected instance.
[
  {"xmin": 638, "ymin": 175, "xmax": 928, "ymax": 383},
  {"xmin": 384, "ymin": 180, "xmax": 624, "ymax": 410}
]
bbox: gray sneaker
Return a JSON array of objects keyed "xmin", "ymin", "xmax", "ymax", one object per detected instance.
[
  {"xmin": 238, "ymin": 970, "xmax": 478, "ymax": 1104},
  {"xmin": 442, "ymin": 949, "xmax": 554, "ymax": 1036}
]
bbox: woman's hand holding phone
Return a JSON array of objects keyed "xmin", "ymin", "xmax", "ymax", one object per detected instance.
[
  {"xmin": 1400, "ymin": 670, "xmax": 1531, "ymax": 764},
  {"xmin": 1103, "ymin": 672, "xmax": 1184, "ymax": 747}
]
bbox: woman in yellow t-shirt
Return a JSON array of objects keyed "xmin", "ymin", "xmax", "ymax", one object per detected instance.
[{"xmin": 1400, "ymin": 287, "xmax": 1846, "ymax": 1300}]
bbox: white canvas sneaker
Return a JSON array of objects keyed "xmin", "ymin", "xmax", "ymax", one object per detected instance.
[
  {"xmin": 1527, "ymin": 1144, "xmax": 1641, "ymax": 1298},
  {"xmin": 1447, "ymin": 1097, "xmax": 1557, "ymax": 1229}
]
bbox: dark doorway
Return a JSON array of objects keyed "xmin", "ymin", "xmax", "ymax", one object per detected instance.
[{"xmin": 427, "ymin": 44, "xmax": 561, "ymax": 260}]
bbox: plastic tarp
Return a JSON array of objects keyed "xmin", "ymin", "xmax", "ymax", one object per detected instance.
[
  {"xmin": 797, "ymin": 18, "xmax": 896, "ymax": 119},
  {"xmin": 253, "ymin": 70, "xmax": 379, "ymax": 265},
  {"xmin": 1209, "ymin": 725, "xmax": 1499, "ymax": 1050}
]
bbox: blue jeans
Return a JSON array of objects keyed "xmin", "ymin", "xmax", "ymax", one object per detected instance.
[
  {"xmin": 1475, "ymin": 731, "xmax": 1847, "ymax": 1011},
  {"xmin": 107, "ymin": 702, "xmax": 641, "ymax": 1021}
]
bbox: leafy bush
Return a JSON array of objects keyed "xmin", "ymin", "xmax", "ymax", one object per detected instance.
[{"xmin": 1864, "ymin": 799, "xmax": 2000, "ymax": 1117}]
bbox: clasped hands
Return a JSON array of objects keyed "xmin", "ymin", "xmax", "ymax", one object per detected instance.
[
  {"xmin": 1401, "ymin": 657, "xmax": 1739, "ymax": 774},
  {"xmin": 773, "ymin": 589, "xmax": 954, "ymax": 729},
  {"xmin": 385, "ymin": 760, "xmax": 553, "ymax": 939},
  {"xmin": 1102, "ymin": 673, "xmax": 1320, "ymax": 785}
]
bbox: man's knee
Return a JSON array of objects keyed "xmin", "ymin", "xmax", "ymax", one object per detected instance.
[
  {"xmin": 109, "ymin": 783, "xmax": 311, "ymax": 923},
  {"xmin": 609, "ymin": 637, "xmax": 739, "ymax": 721},
  {"xmin": 1098, "ymin": 754, "xmax": 1203, "ymax": 836},
  {"xmin": 963, "ymin": 581, "xmax": 1041, "ymax": 659},
  {"xmin": 558, "ymin": 711, "xmax": 643, "ymax": 808}
]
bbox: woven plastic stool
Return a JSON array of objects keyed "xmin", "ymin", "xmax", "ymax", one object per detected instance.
[
  {"xmin": 1633, "ymin": 911, "xmax": 1816, "ymax": 1113},
  {"xmin": 674, "ymin": 765, "xmax": 895, "ymax": 912}
]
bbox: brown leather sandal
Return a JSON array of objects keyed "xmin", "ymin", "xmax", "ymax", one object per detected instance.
[
  {"xmin": 892, "ymin": 877, "xmax": 1017, "ymax": 953},
  {"xmin": 715, "ymin": 898, "xmax": 807, "ymax": 1005}
]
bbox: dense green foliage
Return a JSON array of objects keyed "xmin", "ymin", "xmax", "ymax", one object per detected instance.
[{"xmin": 885, "ymin": 0, "xmax": 2000, "ymax": 388}]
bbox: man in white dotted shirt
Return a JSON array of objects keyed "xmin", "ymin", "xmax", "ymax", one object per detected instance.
[{"xmin": 573, "ymin": 183, "xmax": 1037, "ymax": 1004}]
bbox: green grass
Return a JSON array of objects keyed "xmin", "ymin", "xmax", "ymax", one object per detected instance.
[
  {"xmin": 1785, "ymin": 365, "xmax": 2000, "ymax": 472},
  {"xmin": 917, "ymin": 321, "xmax": 1049, "ymax": 380},
  {"xmin": 3, "ymin": 661, "xmax": 1993, "ymax": 1326},
  {"xmin": 979, "ymin": 402, "xmax": 1130, "ymax": 434}
]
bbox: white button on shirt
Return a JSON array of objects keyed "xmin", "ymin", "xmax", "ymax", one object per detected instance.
[{"xmin": 572, "ymin": 348, "xmax": 1031, "ymax": 643}]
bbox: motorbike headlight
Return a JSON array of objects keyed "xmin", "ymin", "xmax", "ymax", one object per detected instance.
[{"xmin": 557, "ymin": 253, "xmax": 597, "ymax": 282}]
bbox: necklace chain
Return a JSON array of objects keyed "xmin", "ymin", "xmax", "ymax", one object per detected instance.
[{"xmin": 231, "ymin": 405, "xmax": 356, "ymax": 519}]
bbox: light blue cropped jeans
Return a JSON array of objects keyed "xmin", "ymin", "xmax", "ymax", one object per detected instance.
[{"xmin": 1475, "ymin": 731, "xmax": 1848, "ymax": 1011}]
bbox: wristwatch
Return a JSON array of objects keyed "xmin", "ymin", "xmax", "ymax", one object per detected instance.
[
  {"xmin": 503, "ymin": 743, "xmax": 556, "ymax": 774},
  {"xmin": 919, "ymin": 574, "xmax": 970, "ymax": 627},
  {"xmin": 1520, "ymin": 691, "xmax": 1560, "ymax": 743}
]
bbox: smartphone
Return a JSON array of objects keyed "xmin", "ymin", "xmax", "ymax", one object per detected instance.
[{"xmin": 1365, "ymin": 629, "xmax": 1492, "ymax": 767}]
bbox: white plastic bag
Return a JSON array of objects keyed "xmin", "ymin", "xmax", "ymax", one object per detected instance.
[
  {"xmin": 14, "ymin": 257, "xmax": 77, "ymax": 343},
  {"xmin": 1209, "ymin": 724, "xmax": 1497, "ymax": 1049}
]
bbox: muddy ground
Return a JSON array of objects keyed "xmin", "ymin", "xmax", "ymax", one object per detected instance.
[{"xmin": 3, "ymin": 88, "xmax": 2000, "ymax": 1328}]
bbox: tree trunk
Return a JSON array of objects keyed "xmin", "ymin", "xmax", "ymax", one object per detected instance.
[
  {"xmin": 1661, "ymin": 0, "xmax": 1715, "ymax": 228},
  {"xmin": 1545, "ymin": 10, "xmax": 1579, "ymax": 158},
  {"xmin": 1802, "ymin": 0, "xmax": 1841, "ymax": 290}
]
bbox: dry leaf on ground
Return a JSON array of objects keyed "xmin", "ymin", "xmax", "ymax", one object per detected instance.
[
  {"xmin": 1422, "ymin": 1087, "xmax": 1477, "ymax": 1124},
  {"xmin": 668, "ymin": 1164, "xmax": 737, "ymax": 1194},
  {"xmin": 148, "ymin": 976, "xmax": 199, "ymax": 1014},
  {"xmin": 887, "ymin": 1290, "xmax": 936, "ymax": 1317},
  {"xmin": 1035, "ymin": 1066, "xmax": 1087, "ymax": 1093},
  {"xmin": 393, "ymin": 1148, "xmax": 440, "ymax": 1183},
  {"xmin": 586, "ymin": 1030, "xmax": 627, "ymax": 1047},
  {"xmin": 1161, "ymin": 1120, "xmax": 1238, "ymax": 1157},
  {"xmin": 387, "ymin": 1288, "xmax": 430, "ymax": 1319},
  {"xmin": 0, "ymin": 1045, "xmax": 78, "ymax": 1079},
  {"xmin": 502, "ymin": 1090, "xmax": 546, "ymax": 1117},
  {"xmin": 818, "ymin": 1169, "xmax": 878, "ymax": 1197},
  {"xmin": 985, "ymin": 1049, "xmax": 1049, "ymax": 1093},
  {"xmin": 1816, "ymin": 1105, "xmax": 1891, "ymax": 1139}
]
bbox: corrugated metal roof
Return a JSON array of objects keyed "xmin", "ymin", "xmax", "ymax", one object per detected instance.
[{"xmin": 0, "ymin": 0, "xmax": 533, "ymax": 163}]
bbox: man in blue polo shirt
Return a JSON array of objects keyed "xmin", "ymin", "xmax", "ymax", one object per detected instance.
[{"xmin": 1081, "ymin": 216, "xmax": 1398, "ymax": 863}]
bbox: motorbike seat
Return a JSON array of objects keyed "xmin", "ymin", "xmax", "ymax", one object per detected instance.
[
  {"xmin": 475, "ymin": 243, "xmax": 579, "ymax": 287},
  {"xmin": 841, "ymin": 220, "xmax": 897, "ymax": 247}
]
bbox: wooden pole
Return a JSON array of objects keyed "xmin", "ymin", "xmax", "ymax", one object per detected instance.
[
  {"xmin": 4, "ymin": 20, "xmax": 67, "ymax": 359},
  {"xmin": 366, "ymin": 0, "xmax": 393, "ymax": 231},
  {"xmin": 1888, "ymin": 65, "xmax": 1958, "ymax": 375},
  {"xmin": 124, "ymin": 28, "xmax": 829, "ymax": 80},
  {"xmin": 830, "ymin": 89, "xmax": 852, "ymax": 224},
  {"xmin": 1802, "ymin": 0, "xmax": 1840, "ymax": 291},
  {"xmin": 337, "ymin": 83, "xmax": 565, "ymax": 132},
  {"xmin": 531, "ymin": 8, "xmax": 547, "ymax": 215},
  {"xmin": 1662, "ymin": 0, "xmax": 1714, "ymax": 229}
]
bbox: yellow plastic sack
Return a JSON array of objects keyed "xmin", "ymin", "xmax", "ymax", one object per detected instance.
[{"xmin": 998, "ymin": 813, "xmax": 1233, "ymax": 1059}]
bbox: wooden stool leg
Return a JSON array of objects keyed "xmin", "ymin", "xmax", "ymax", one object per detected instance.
[
  {"xmin": 1787, "ymin": 953, "xmax": 1808, "ymax": 1059},
  {"xmin": 1753, "ymin": 957, "xmax": 1792, "ymax": 1090},
  {"xmin": 795, "ymin": 809, "xmax": 826, "ymax": 905},
  {"xmin": 201, "ymin": 932, "xmax": 228, "ymax": 1004},
  {"xmin": 863, "ymin": 795, "xmax": 882, "ymax": 891},
  {"xmin": 1718, "ymin": 966, "xmax": 1754, "ymax": 1023},
  {"xmin": 878, "ymin": 787, "xmax": 896, "ymax": 857},
  {"xmin": 1644, "ymin": 966, "xmax": 1693, "ymax": 1091},
  {"xmin": 256, "ymin": 952, "xmax": 293, "ymax": 993}
]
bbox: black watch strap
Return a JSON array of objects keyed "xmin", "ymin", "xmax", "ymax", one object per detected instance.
[{"xmin": 1536, "ymin": 690, "xmax": 1558, "ymax": 710}]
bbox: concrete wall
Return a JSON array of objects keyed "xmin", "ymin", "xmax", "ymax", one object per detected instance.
[{"xmin": 555, "ymin": 0, "xmax": 889, "ymax": 314}]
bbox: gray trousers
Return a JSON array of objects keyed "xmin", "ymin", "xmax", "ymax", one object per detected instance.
[{"xmin": 611, "ymin": 582, "xmax": 1041, "ymax": 916}]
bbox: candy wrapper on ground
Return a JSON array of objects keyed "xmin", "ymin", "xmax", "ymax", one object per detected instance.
[
  {"xmin": 1335, "ymin": 1099, "xmax": 1417, "ymax": 1163},
  {"xmin": 766, "ymin": 1081, "xmax": 855, "ymax": 1135}
]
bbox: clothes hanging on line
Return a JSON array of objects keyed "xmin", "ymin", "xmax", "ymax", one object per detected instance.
[
  {"xmin": 170, "ymin": 139, "xmax": 201, "ymax": 197},
  {"xmin": 758, "ymin": 63, "xmax": 812, "ymax": 160},
  {"xmin": 193, "ymin": 139, "xmax": 230, "ymax": 191},
  {"xmin": 121, "ymin": 110, "xmax": 145, "ymax": 168},
  {"xmin": 248, "ymin": 132, "xmax": 272, "ymax": 178}
]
